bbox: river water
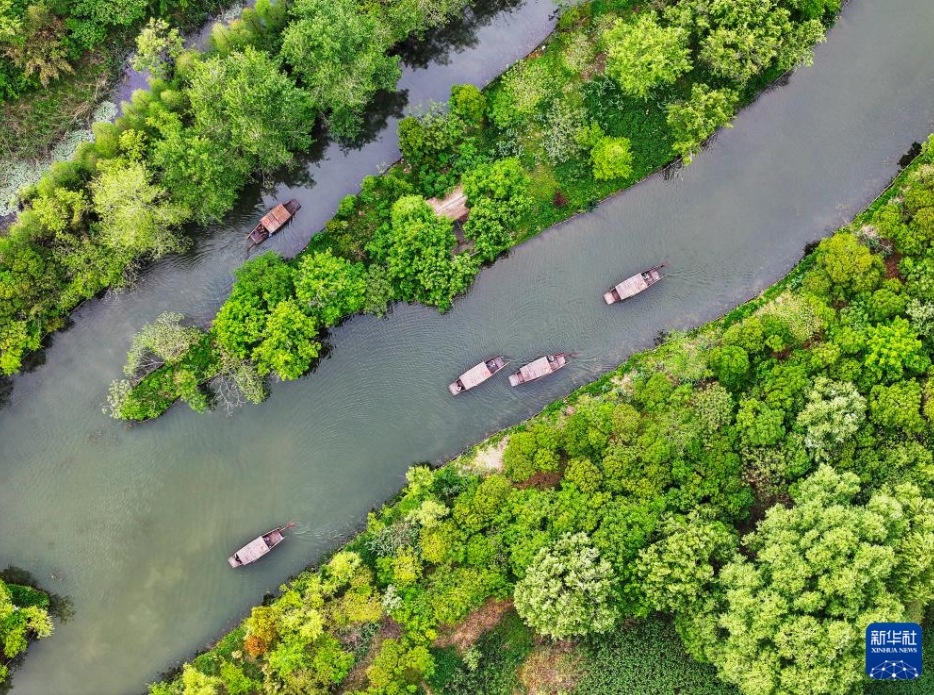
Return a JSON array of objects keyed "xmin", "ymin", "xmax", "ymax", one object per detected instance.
[{"xmin": 2, "ymin": 1, "xmax": 934, "ymax": 693}]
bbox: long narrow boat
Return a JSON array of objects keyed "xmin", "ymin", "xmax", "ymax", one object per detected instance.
[
  {"xmin": 449, "ymin": 356, "xmax": 508, "ymax": 395},
  {"xmin": 603, "ymin": 263, "xmax": 667, "ymax": 304},
  {"xmin": 228, "ymin": 526, "xmax": 287, "ymax": 567},
  {"xmin": 508, "ymin": 354, "xmax": 571, "ymax": 387},
  {"xmin": 247, "ymin": 199, "xmax": 302, "ymax": 247}
]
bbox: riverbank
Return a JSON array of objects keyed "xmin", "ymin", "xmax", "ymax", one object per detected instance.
[
  {"xmin": 0, "ymin": 0, "xmax": 479, "ymax": 376},
  {"xmin": 115, "ymin": 0, "xmax": 840, "ymax": 420},
  {"xmin": 147, "ymin": 135, "xmax": 934, "ymax": 695}
]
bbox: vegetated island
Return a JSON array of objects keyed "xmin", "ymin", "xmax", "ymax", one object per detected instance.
[
  {"xmin": 0, "ymin": 571, "xmax": 55, "ymax": 688},
  {"xmin": 109, "ymin": 0, "xmax": 840, "ymax": 420},
  {"xmin": 147, "ymin": 137, "xmax": 934, "ymax": 695},
  {"xmin": 0, "ymin": 0, "xmax": 496, "ymax": 376}
]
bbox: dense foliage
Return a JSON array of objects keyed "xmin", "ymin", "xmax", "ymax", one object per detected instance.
[
  {"xmin": 149, "ymin": 138, "xmax": 934, "ymax": 695},
  {"xmin": 115, "ymin": 0, "xmax": 835, "ymax": 419},
  {"xmin": 0, "ymin": 577, "xmax": 53, "ymax": 685},
  {"xmin": 0, "ymin": 0, "xmax": 476, "ymax": 377}
]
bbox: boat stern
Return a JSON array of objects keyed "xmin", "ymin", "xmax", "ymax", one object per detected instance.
[
  {"xmin": 227, "ymin": 555, "xmax": 242, "ymax": 568},
  {"xmin": 508, "ymin": 372, "xmax": 522, "ymax": 387},
  {"xmin": 603, "ymin": 290, "xmax": 617, "ymax": 305}
]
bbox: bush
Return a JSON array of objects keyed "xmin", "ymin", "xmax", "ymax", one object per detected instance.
[{"xmin": 590, "ymin": 136, "xmax": 633, "ymax": 181}]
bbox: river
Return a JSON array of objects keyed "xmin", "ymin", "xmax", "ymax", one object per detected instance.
[{"xmin": 2, "ymin": 1, "xmax": 934, "ymax": 693}]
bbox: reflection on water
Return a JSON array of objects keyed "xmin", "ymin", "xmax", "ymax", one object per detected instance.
[{"xmin": 3, "ymin": 2, "xmax": 934, "ymax": 694}]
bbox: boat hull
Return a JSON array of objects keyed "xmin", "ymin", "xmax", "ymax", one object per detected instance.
[
  {"xmin": 508, "ymin": 354, "xmax": 569, "ymax": 386},
  {"xmin": 604, "ymin": 265, "xmax": 666, "ymax": 304},
  {"xmin": 228, "ymin": 527, "xmax": 286, "ymax": 567},
  {"xmin": 449, "ymin": 356, "xmax": 507, "ymax": 394}
]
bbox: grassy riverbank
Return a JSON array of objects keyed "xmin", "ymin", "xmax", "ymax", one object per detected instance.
[
  {"xmin": 148, "ymin": 137, "xmax": 934, "ymax": 695},
  {"xmin": 0, "ymin": 0, "xmax": 478, "ymax": 376},
  {"xmin": 113, "ymin": 0, "xmax": 840, "ymax": 420}
]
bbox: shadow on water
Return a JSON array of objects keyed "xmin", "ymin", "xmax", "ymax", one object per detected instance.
[{"xmin": 395, "ymin": 0, "xmax": 528, "ymax": 69}]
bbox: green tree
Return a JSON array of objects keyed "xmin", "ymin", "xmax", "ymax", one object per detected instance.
[
  {"xmin": 863, "ymin": 317, "xmax": 928, "ymax": 383},
  {"xmin": 603, "ymin": 14, "xmax": 691, "ymax": 100},
  {"xmin": 514, "ymin": 532, "xmax": 619, "ymax": 639},
  {"xmin": 123, "ymin": 311, "xmax": 202, "ymax": 377},
  {"xmin": 813, "ymin": 232, "xmax": 882, "ymax": 299},
  {"xmin": 869, "ymin": 381, "xmax": 924, "ymax": 434},
  {"xmin": 377, "ymin": 195, "xmax": 477, "ymax": 310},
  {"xmin": 667, "ymin": 84, "xmax": 738, "ymax": 163},
  {"xmin": 590, "ymin": 136, "xmax": 633, "ymax": 181},
  {"xmin": 281, "ymin": 0, "xmax": 400, "ymax": 138},
  {"xmin": 187, "ymin": 47, "xmax": 315, "ymax": 174},
  {"xmin": 151, "ymin": 112, "xmax": 252, "ymax": 223},
  {"xmin": 708, "ymin": 345, "xmax": 750, "ymax": 391},
  {"xmin": 735, "ymin": 398, "xmax": 786, "ymax": 447},
  {"xmin": 294, "ymin": 250, "xmax": 367, "ymax": 327},
  {"xmin": 132, "ymin": 18, "xmax": 184, "ymax": 80},
  {"xmin": 637, "ymin": 513, "xmax": 737, "ymax": 616},
  {"xmin": 795, "ymin": 377, "xmax": 865, "ymax": 462},
  {"xmin": 214, "ymin": 253, "xmax": 296, "ymax": 359},
  {"xmin": 706, "ymin": 466, "xmax": 934, "ymax": 695},
  {"xmin": 90, "ymin": 159, "xmax": 190, "ymax": 259},
  {"xmin": 251, "ymin": 299, "xmax": 321, "ymax": 381}
]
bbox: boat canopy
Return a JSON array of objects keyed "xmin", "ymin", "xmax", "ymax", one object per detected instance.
[
  {"xmin": 459, "ymin": 362, "xmax": 494, "ymax": 390},
  {"xmin": 260, "ymin": 204, "xmax": 293, "ymax": 235},
  {"xmin": 519, "ymin": 356, "xmax": 554, "ymax": 381}
]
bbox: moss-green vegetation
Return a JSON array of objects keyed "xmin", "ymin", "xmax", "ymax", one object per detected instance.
[
  {"xmin": 0, "ymin": 0, "xmax": 476, "ymax": 377},
  {"xmin": 147, "ymin": 137, "xmax": 934, "ymax": 695},
  {"xmin": 115, "ymin": 0, "xmax": 839, "ymax": 420}
]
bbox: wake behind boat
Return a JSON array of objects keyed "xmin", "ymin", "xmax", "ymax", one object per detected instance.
[
  {"xmin": 228, "ymin": 526, "xmax": 287, "ymax": 567},
  {"xmin": 449, "ymin": 356, "xmax": 509, "ymax": 395},
  {"xmin": 603, "ymin": 263, "xmax": 667, "ymax": 304},
  {"xmin": 508, "ymin": 354, "xmax": 570, "ymax": 387}
]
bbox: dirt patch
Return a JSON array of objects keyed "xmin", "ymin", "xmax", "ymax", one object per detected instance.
[
  {"xmin": 884, "ymin": 251, "xmax": 903, "ymax": 280},
  {"xmin": 582, "ymin": 52, "xmax": 606, "ymax": 80},
  {"xmin": 435, "ymin": 598, "xmax": 514, "ymax": 652},
  {"xmin": 518, "ymin": 641, "xmax": 584, "ymax": 695},
  {"xmin": 515, "ymin": 470, "xmax": 563, "ymax": 490},
  {"xmin": 467, "ymin": 437, "xmax": 509, "ymax": 474}
]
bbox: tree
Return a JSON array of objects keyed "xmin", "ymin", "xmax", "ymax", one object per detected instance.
[
  {"xmin": 863, "ymin": 317, "xmax": 927, "ymax": 383},
  {"xmin": 705, "ymin": 466, "xmax": 934, "ymax": 695},
  {"xmin": 813, "ymin": 232, "xmax": 882, "ymax": 299},
  {"xmin": 514, "ymin": 532, "xmax": 619, "ymax": 639},
  {"xmin": 637, "ymin": 513, "xmax": 737, "ymax": 615},
  {"xmin": 462, "ymin": 158, "xmax": 531, "ymax": 260},
  {"xmin": 667, "ymin": 84, "xmax": 738, "ymax": 163},
  {"xmin": 603, "ymin": 14, "xmax": 691, "ymax": 99},
  {"xmin": 90, "ymin": 159, "xmax": 190, "ymax": 259},
  {"xmin": 187, "ymin": 47, "xmax": 315, "ymax": 174},
  {"xmin": 251, "ymin": 299, "xmax": 321, "ymax": 381},
  {"xmin": 132, "ymin": 18, "xmax": 183, "ymax": 80},
  {"xmin": 124, "ymin": 312, "xmax": 202, "ymax": 377},
  {"xmin": 590, "ymin": 136, "xmax": 633, "ymax": 181},
  {"xmin": 708, "ymin": 345, "xmax": 750, "ymax": 391},
  {"xmin": 294, "ymin": 250, "xmax": 367, "ymax": 327},
  {"xmin": 671, "ymin": 0, "xmax": 825, "ymax": 86},
  {"xmin": 151, "ymin": 111, "xmax": 252, "ymax": 223},
  {"xmin": 795, "ymin": 377, "xmax": 865, "ymax": 462},
  {"xmin": 214, "ymin": 253, "xmax": 296, "ymax": 359},
  {"xmin": 869, "ymin": 381, "xmax": 924, "ymax": 433},
  {"xmin": 735, "ymin": 398, "xmax": 786, "ymax": 447},
  {"xmin": 377, "ymin": 196, "xmax": 477, "ymax": 310},
  {"xmin": 281, "ymin": 0, "xmax": 400, "ymax": 138}
]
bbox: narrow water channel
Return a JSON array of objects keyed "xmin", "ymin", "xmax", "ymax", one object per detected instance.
[{"xmin": 2, "ymin": 1, "xmax": 934, "ymax": 693}]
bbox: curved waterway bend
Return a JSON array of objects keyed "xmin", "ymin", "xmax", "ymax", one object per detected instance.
[{"xmin": 2, "ymin": 1, "xmax": 934, "ymax": 693}]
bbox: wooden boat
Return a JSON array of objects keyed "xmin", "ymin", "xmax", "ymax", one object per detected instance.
[
  {"xmin": 228, "ymin": 526, "xmax": 287, "ymax": 567},
  {"xmin": 247, "ymin": 199, "xmax": 302, "ymax": 247},
  {"xmin": 449, "ymin": 356, "xmax": 508, "ymax": 395},
  {"xmin": 603, "ymin": 263, "xmax": 667, "ymax": 304},
  {"xmin": 508, "ymin": 354, "xmax": 571, "ymax": 387}
]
